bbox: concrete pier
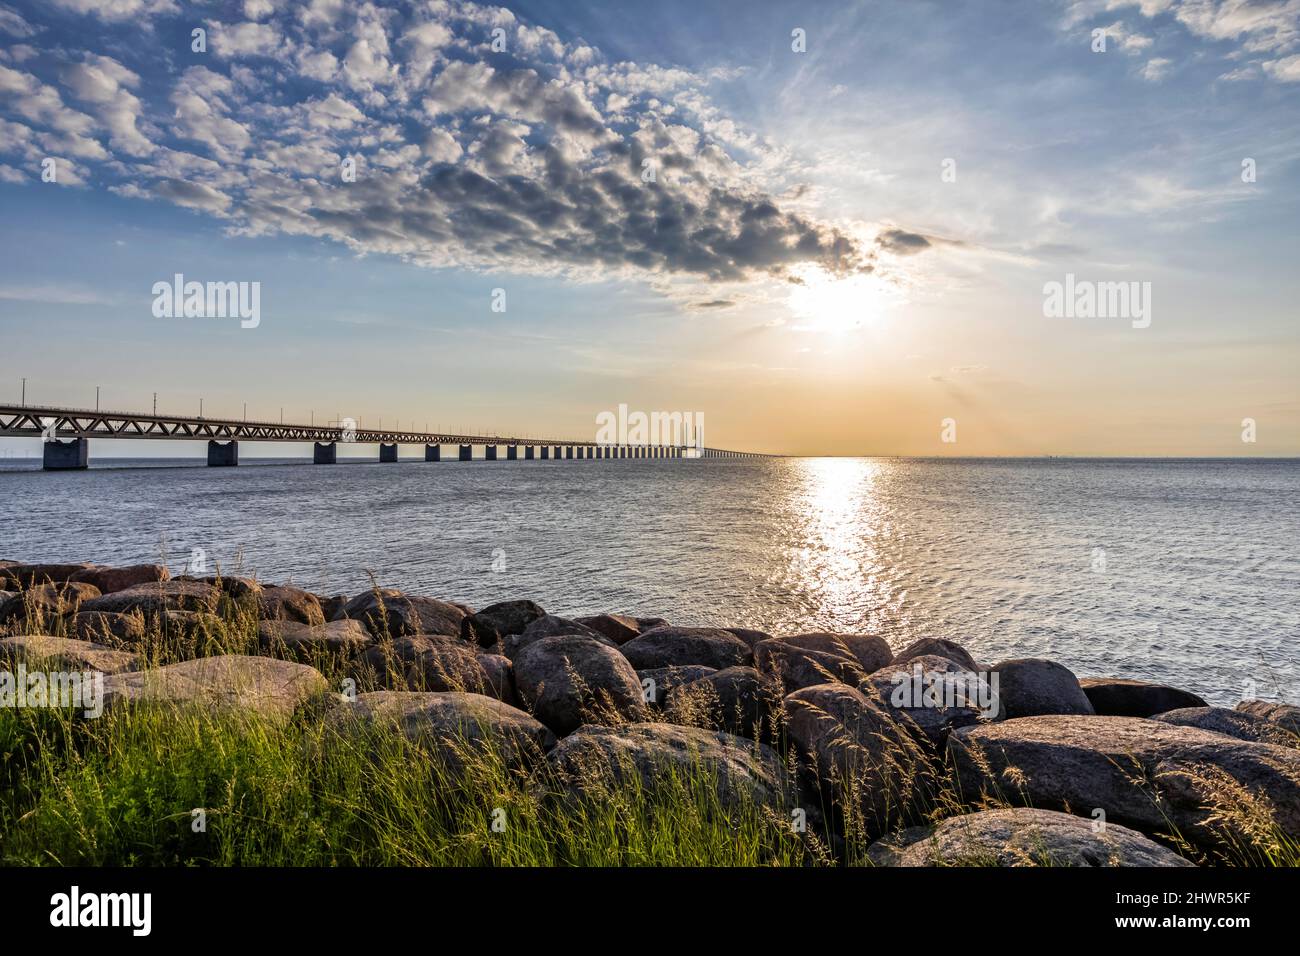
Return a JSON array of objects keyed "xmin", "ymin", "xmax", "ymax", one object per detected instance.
[
  {"xmin": 507, "ymin": 445, "xmax": 518, "ymax": 460},
  {"xmin": 380, "ymin": 443, "xmax": 398, "ymax": 463},
  {"xmin": 207, "ymin": 440, "xmax": 238, "ymax": 467},
  {"xmin": 459, "ymin": 444, "xmax": 472, "ymax": 461},
  {"xmin": 314, "ymin": 442, "xmax": 337, "ymax": 464},
  {"xmin": 486, "ymin": 444, "xmax": 498, "ymax": 461},
  {"xmin": 565, "ymin": 446, "xmax": 573, "ymax": 459},
  {"xmin": 525, "ymin": 445, "xmax": 534, "ymax": 460},
  {"xmin": 42, "ymin": 437, "xmax": 88, "ymax": 471},
  {"xmin": 425, "ymin": 444, "xmax": 440, "ymax": 462},
  {"xmin": 553, "ymin": 445, "xmax": 562, "ymax": 459}
]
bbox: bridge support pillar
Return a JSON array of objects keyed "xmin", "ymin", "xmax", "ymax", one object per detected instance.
[
  {"xmin": 314, "ymin": 442, "xmax": 337, "ymax": 464},
  {"xmin": 207, "ymin": 440, "xmax": 238, "ymax": 467},
  {"xmin": 507, "ymin": 445, "xmax": 518, "ymax": 460},
  {"xmin": 459, "ymin": 444, "xmax": 472, "ymax": 461},
  {"xmin": 565, "ymin": 446, "xmax": 573, "ymax": 459},
  {"xmin": 525, "ymin": 445, "xmax": 534, "ymax": 460},
  {"xmin": 425, "ymin": 444, "xmax": 440, "ymax": 462},
  {"xmin": 540, "ymin": 446, "xmax": 549, "ymax": 459},
  {"xmin": 486, "ymin": 445, "xmax": 498, "ymax": 461},
  {"xmin": 42, "ymin": 437, "xmax": 88, "ymax": 471},
  {"xmin": 380, "ymin": 443, "xmax": 398, "ymax": 463}
]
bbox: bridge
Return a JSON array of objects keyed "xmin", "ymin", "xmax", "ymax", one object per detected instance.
[{"xmin": 0, "ymin": 404, "xmax": 767, "ymax": 469}]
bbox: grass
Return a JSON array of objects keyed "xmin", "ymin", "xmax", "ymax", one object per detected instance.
[{"xmin": 0, "ymin": 574, "xmax": 1296, "ymax": 866}]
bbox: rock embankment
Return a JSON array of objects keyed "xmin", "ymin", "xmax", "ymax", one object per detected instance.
[{"xmin": 2, "ymin": 557, "xmax": 1296, "ymax": 867}]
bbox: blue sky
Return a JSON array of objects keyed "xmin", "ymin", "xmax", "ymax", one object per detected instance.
[{"xmin": 0, "ymin": 0, "xmax": 1297, "ymax": 456}]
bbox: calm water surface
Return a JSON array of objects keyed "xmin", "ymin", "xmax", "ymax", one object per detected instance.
[{"xmin": 2, "ymin": 456, "xmax": 1296, "ymax": 705}]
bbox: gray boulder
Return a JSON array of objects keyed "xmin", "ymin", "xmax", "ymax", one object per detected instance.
[
  {"xmin": 257, "ymin": 585, "xmax": 325, "ymax": 625},
  {"xmin": 859, "ymin": 654, "xmax": 985, "ymax": 749},
  {"xmin": 0, "ymin": 581, "xmax": 101, "ymax": 624},
  {"xmin": 756, "ymin": 632, "xmax": 892, "ymax": 693},
  {"xmin": 461, "ymin": 600, "xmax": 546, "ymax": 648},
  {"xmin": 80, "ymin": 580, "xmax": 220, "ymax": 616},
  {"xmin": 891, "ymin": 637, "xmax": 980, "ymax": 672},
  {"xmin": 514, "ymin": 635, "xmax": 646, "ymax": 735},
  {"xmin": 258, "ymin": 618, "xmax": 373, "ymax": 661},
  {"xmin": 359, "ymin": 636, "xmax": 516, "ymax": 703},
  {"xmin": 1156, "ymin": 706, "xmax": 1300, "ymax": 749},
  {"xmin": 1080, "ymin": 677, "xmax": 1208, "ymax": 717},
  {"xmin": 665, "ymin": 666, "xmax": 776, "ymax": 740},
  {"xmin": 70, "ymin": 564, "xmax": 170, "ymax": 594},
  {"xmin": 0, "ymin": 634, "xmax": 139, "ymax": 675},
  {"xmin": 622, "ymin": 626, "xmax": 752, "ymax": 670},
  {"xmin": 339, "ymin": 588, "xmax": 466, "ymax": 638},
  {"xmin": 637, "ymin": 665, "xmax": 717, "ymax": 707},
  {"xmin": 102, "ymin": 654, "xmax": 328, "ymax": 725},
  {"xmin": 868, "ymin": 808, "xmax": 1193, "ymax": 867},
  {"xmin": 1236, "ymin": 700, "xmax": 1300, "ymax": 736},
  {"xmin": 990, "ymin": 658, "xmax": 1093, "ymax": 718},
  {"xmin": 575, "ymin": 613, "xmax": 641, "ymax": 645},
  {"xmin": 949, "ymin": 715, "xmax": 1300, "ymax": 850},
  {"xmin": 501, "ymin": 615, "xmax": 613, "ymax": 660},
  {"xmin": 72, "ymin": 610, "xmax": 146, "ymax": 645}
]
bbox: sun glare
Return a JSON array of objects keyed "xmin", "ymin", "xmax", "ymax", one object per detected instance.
[{"xmin": 787, "ymin": 267, "xmax": 898, "ymax": 334}]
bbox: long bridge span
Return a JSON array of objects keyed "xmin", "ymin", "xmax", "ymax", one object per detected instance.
[{"xmin": 0, "ymin": 404, "xmax": 768, "ymax": 469}]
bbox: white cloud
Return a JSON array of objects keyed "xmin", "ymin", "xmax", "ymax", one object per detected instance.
[
  {"xmin": 1141, "ymin": 56, "xmax": 1173, "ymax": 80},
  {"xmin": 1262, "ymin": 52, "xmax": 1300, "ymax": 80}
]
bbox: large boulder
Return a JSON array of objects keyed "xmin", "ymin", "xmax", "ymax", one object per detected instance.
[
  {"xmin": 339, "ymin": 589, "xmax": 466, "ymax": 638},
  {"xmin": 324, "ymin": 691, "xmax": 555, "ymax": 768},
  {"xmin": 891, "ymin": 637, "xmax": 980, "ymax": 672},
  {"xmin": 1236, "ymin": 700, "xmax": 1300, "ymax": 736},
  {"xmin": 258, "ymin": 618, "xmax": 373, "ymax": 661},
  {"xmin": 637, "ymin": 665, "xmax": 717, "ymax": 707},
  {"xmin": 501, "ymin": 614, "xmax": 611, "ymax": 660},
  {"xmin": 1080, "ymin": 677, "xmax": 1208, "ymax": 717},
  {"xmin": 178, "ymin": 575, "xmax": 262, "ymax": 599},
  {"xmin": 622, "ymin": 626, "xmax": 752, "ymax": 671},
  {"xmin": 665, "ymin": 666, "xmax": 776, "ymax": 740},
  {"xmin": 358, "ymin": 636, "xmax": 516, "ymax": 703},
  {"xmin": 461, "ymin": 600, "xmax": 547, "ymax": 648},
  {"xmin": 575, "ymin": 613, "xmax": 641, "ymax": 645},
  {"xmin": 69, "ymin": 564, "xmax": 169, "ymax": 595},
  {"xmin": 547, "ymin": 722, "xmax": 788, "ymax": 810},
  {"xmin": 989, "ymin": 658, "xmax": 1093, "ymax": 719},
  {"xmin": 859, "ymin": 654, "xmax": 986, "ymax": 749},
  {"xmin": 72, "ymin": 610, "xmax": 146, "ymax": 645},
  {"xmin": 949, "ymin": 715, "xmax": 1300, "ymax": 850},
  {"xmin": 102, "ymin": 655, "xmax": 328, "ymax": 725},
  {"xmin": 0, "ymin": 562, "xmax": 97, "ymax": 588},
  {"xmin": 0, "ymin": 581, "xmax": 101, "ymax": 624},
  {"xmin": 1156, "ymin": 707, "xmax": 1300, "ymax": 749},
  {"xmin": 80, "ymin": 580, "xmax": 220, "ymax": 616},
  {"xmin": 868, "ymin": 808, "xmax": 1193, "ymax": 867},
  {"xmin": 724, "ymin": 627, "xmax": 774, "ymax": 648},
  {"xmin": 257, "ymin": 585, "xmax": 325, "ymax": 626},
  {"xmin": 514, "ymin": 635, "xmax": 646, "ymax": 735},
  {"xmin": 785, "ymin": 682, "xmax": 937, "ymax": 832},
  {"xmin": 756, "ymin": 632, "xmax": 892, "ymax": 693},
  {"xmin": 0, "ymin": 634, "xmax": 139, "ymax": 675}
]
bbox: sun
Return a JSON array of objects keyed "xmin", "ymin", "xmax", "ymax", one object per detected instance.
[{"xmin": 787, "ymin": 266, "xmax": 897, "ymax": 334}]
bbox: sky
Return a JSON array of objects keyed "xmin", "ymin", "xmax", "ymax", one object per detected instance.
[{"xmin": 0, "ymin": 0, "xmax": 1297, "ymax": 457}]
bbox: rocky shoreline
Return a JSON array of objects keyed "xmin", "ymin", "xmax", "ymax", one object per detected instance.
[{"xmin": 2, "ymin": 558, "xmax": 1298, "ymax": 867}]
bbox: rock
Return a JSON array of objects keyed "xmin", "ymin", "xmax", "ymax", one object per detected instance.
[
  {"xmin": 477, "ymin": 654, "xmax": 517, "ymax": 707},
  {"xmin": 989, "ymin": 658, "xmax": 1093, "ymax": 719},
  {"xmin": 358, "ymin": 636, "xmax": 516, "ymax": 703},
  {"xmin": 257, "ymin": 585, "xmax": 325, "ymax": 626},
  {"xmin": 892, "ymin": 637, "xmax": 980, "ymax": 672},
  {"xmin": 514, "ymin": 635, "xmax": 647, "ymax": 735},
  {"xmin": 637, "ymin": 665, "xmax": 718, "ymax": 707},
  {"xmin": 622, "ymin": 626, "xmax": 753, "ymax": 671},
  {"xmin": 80, "ymin": 580, "xmax": 221, "ymax": 616},
  {"xmin": 72, "ymin": 610, "xmax": 146, "ymax": 645},
  {"xmin": 859, "ymin": 654, "xmax": 986, "ymax": 749},
  {"xmin": 501, "ymin": 614, "xmax": 611, "ymax": 660},
  {"xmin": 867, "ymin": 808, "xmax": 1193, "ymax": 867},
  {"xmin": 665, "ymin": 666, "xmax": 776, "ymax": 739},
  {"xmin": 575, "ymin": 613, "xmax": 641, "ymax": 645},
  {"xmin": 259, "ymin": 619, "xmax": 373, "ymax": 661},
  {"xmin": 461, "ymin": 599, "xmax": 547, "ymax": 648},
  {"xmin": 949, "ymin": 715, "xmax": 1300, "ymax": 850},
  {"xmin": 634, "ymin": 617, "xmax": 669, "ymax": 632},
  {"xmin": 177, "ymin": 574, "xmax": 262, "ymax": 599},
  {"xmin": 0, "ymin": 562, "xmax": 97, "ymax": 588},
  {"xmin": 102, "ymin": 655, "xmax": 328, "ymax": 725},
  {"xmin": 1080, "ymin": 677, "xmax": 1208, "ymax": 718},
  {"xmin": 724, "ymin": 627, "xmax": 773, "ymax": 648},
  {"xmin": 158, "ymin": 611, "xmax": 228, "ymax": 647},
  {"xmin": 547, "ymin": 722, "xmax": 788, "ymax": 810},
  {"xmin": 69, "ymin": 564, "xmax": 169, "ymax": 595},
  {"xmin": 1156, "ymin": 707, "xmax": 1299, "ymax": 749},
  {"xmin": 1236, "ymin": 700, "xmax": 1300, "ymax": 736},
  {"xmin": 0, "ymin": 634, "xmax": 139, "ymax": 675},
  {"xmin": 339, "ymin": 589, "xmax": 465, "ymax": 638},
  {"xmin": 321, "ymin": 594, "xmax": 349, "ymax": 620},
  {"xmin": 785, "ymin": 682, "xmax": 937, "ymax": 830},
  {"xmin": 755, "ymin": 632, "xmax": 892, "ymax": 692},
  {"xmin": 324, "ymin": 691, "xmax": 555, "ymax": 768},
  {"xmin": 0, "ymin": 581, "xmax": 101, "ymax": 624}
]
